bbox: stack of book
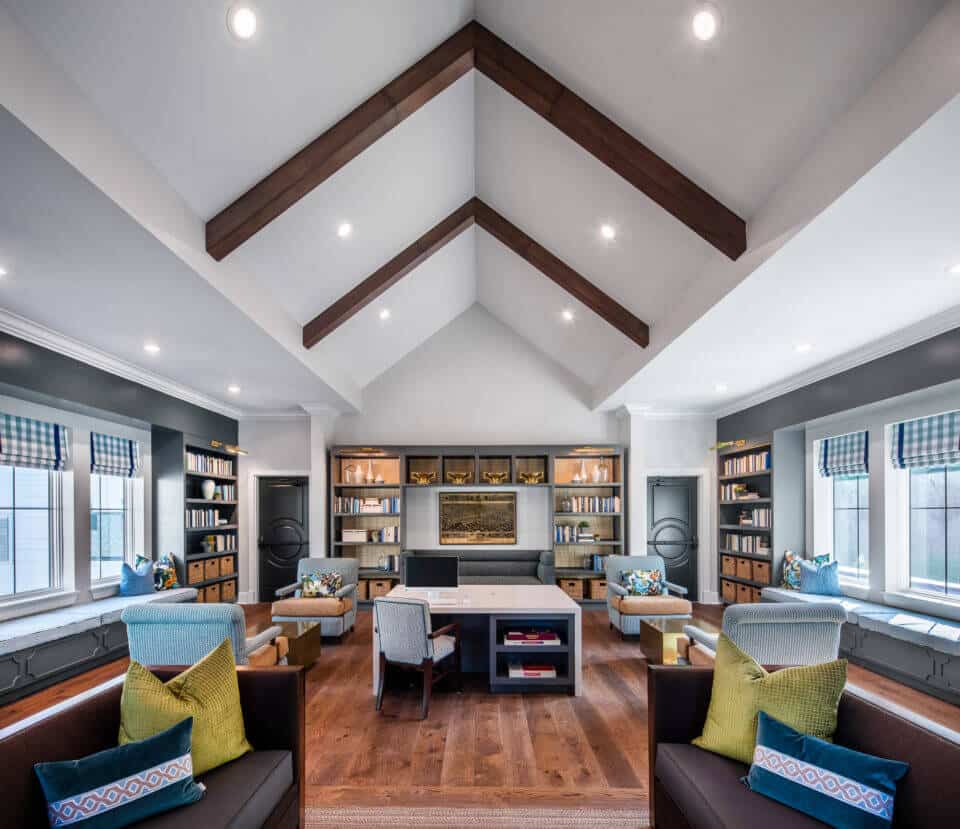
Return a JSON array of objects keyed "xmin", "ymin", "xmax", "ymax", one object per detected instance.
[
  {"xmin": 738, "ymin": 507, "xmax": 771, "ymax": 528},
  {"xmin": 503, "ymin": 630, "xmax": 561, "ymax": 647},
  {"xmin": 204, "ymin": 534, "xmax": 237, "ymax": 553},
  {"xmin": 341, "ymin": 526, "xmax": 400, "ymax": 543},
  {"xmin": 334, "ymin": 496, "xmax": 399, "ymax": 514},
  {"xmin": 556, "ymin": 495, "xmax": 621, "ymax": 513},
  {"xmin": 186, "ymin": 508, "xmax": 229, "ymax": 528},
  {"xmin": 507, "ymin": 664, "xmax": 557, "ymax": 679},
  {"xmin": 721, "ymin": 451, "xmax": 770, "ymax": 477},
  {"xmin": 722, "ymin": 534, "xmax": 770, "ymax": 555},
  {"xmin": 186, "ymin": 452, "xmax": 234, "ymax": 477},
  {"xmin": 719, "ymin": 483, "xmax": 760, "ymax": 501}
]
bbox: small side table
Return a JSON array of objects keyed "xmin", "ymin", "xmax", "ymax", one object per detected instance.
[
  {"xmin": 277, "ymin": 620, "xmax": 322, "ymax": 669},
  {"xmin": 639, "ymin": 617, "xmax": 719, "ymax": 665}
]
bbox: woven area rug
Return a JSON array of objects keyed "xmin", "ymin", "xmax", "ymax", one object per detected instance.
[{"xmin": 305, "ymin": 806, "xmax": 650, "ymax": 828}]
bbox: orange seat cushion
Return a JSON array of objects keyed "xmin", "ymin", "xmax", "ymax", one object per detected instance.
[
  {"xmin": 612, "ymin": 595, "xmax": 692, "ymax": 615},
  {"xmin": 272, "ymin": 597, "xmax": 353, "ymax": 617},
  {"xmin": 247, "ymin": 642, "xmax": 279, "ymax": 667}
]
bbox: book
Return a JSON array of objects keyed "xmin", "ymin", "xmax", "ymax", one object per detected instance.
[
  {"xmin": 508, "ymin": 664, "xmax": 557, "ymax": 679},
  {"xmin": 504, "ymin": 631, "xmax": 561, "ymax": 646}
]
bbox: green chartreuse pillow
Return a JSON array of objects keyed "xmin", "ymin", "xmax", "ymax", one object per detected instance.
[
  {"xmin": 692, "ymin": 633, "xmax": 846, "ymax": 764},
  {"xmin": 119, "ymin": 638, "xmax": 252, "ymax": 775}
]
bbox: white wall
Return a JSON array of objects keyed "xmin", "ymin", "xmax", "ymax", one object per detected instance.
[{"xmin": 334, "ymin": 306, "xmax": 621, "ymax": 445}]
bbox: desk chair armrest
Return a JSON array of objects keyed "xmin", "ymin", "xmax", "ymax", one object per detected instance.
[
  {"xmin": 334, "ymin": 583, "xmax": 356, "ymax": 599},
  {"xmin": 275, "ymin": 582, "xmax": 299, "ymax": 598},
  {"xmin": 665, "ymin": 581, "xmax": 688, "ymax": 596},
  {"xmin": 608, "ymin": 582, "xmax": 628, "ymax": 597},
  {"xmin": 429, "ymin": 622, "xmax": 460, "ymax": 641},
  {"xmin": 245, "ymin": 625, "xmax": 283, "ymax": 656}
]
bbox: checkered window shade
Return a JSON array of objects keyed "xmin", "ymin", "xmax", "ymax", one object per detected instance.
[
  {"xmin": 90, "ymin": 432, "xmax": 142, "ymax": 477},
  {"xmin": 890, "ymin": 411, "xmax": 960, "ymax": 469},
  {"xmin": 0, "ymin": 413, "xmax": 69, "ymax": 470},
  {"xmin": 817, "ymin": 430, "xmax": 869, "ymax": 477}
]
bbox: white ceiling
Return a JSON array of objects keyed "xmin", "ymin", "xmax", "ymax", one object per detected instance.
[
  {"xmin": 612, "ymin": 91, "xmax": 960, "ymax": 413},
  {"xmin": 1, "ymin": 0, "xmax": 955, "ymax": 418}
]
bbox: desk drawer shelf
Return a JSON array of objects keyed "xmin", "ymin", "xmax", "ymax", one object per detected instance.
[{"xmin": 488, "ymin": 614, "xmax": 576, "ymax": 694}]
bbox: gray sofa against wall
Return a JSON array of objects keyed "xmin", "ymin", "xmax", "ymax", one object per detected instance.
[{"xmin": 401, "ymin": 550, "xmax": 555, "ymax": 585}]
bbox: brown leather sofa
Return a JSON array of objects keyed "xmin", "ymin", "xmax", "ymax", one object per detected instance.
[
  {"xmin": 648, "ymin": 665, "xmax": 960, "ymax": 828},
  {"xmin": 2, "ymin": 666, "xmax": 305, "ymax": 828}
]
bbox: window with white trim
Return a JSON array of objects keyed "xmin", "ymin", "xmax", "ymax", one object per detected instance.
[
  {"xmin": 90, "ymin": 473, "xmax": 137, "ymax": 582},
  {"xmin": 908, "ymin": 464, "xmax": 960, "ymax": 598},
  {"xmin": 832, "ymin": 474, "xmax": 869, "ymax": 582}
]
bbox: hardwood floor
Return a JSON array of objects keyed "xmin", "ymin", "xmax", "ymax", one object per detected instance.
[{"xmin": 2, "ymin": 603, "xmax": 958, "ymax": 812}]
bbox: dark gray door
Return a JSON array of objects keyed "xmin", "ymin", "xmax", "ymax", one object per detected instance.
[
  {"xmin": 647, "ymin": 477, "xmax": 698, "ymax": 598},
  {"xmin": 258, "ymin": 477, "xmax": 309, "ymax": 603}
]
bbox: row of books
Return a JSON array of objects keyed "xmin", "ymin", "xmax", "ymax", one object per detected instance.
[
  {"xmin": 722, "ymin": 533, "xmax": 770, "ymax": 555},
  {"xmin": 738, "ymin": 507, "xmax": 771, "ymax": 528},
  {"xmin": 341, "ymin": 526, "xmax": 399, "ymax": 543},
  {"xmin": 719, "ymin": 483, "xmax": 761, "ymax": 501},
  {"xmin": 185, "ymin": 509, "xmax": 230, "ymax": 529},
  {"xmin": 555, "ymin": 496, "xmax": 621, "ymax": 513},
  {"xmin": 554, "ymin": 525, "xmax": 616, "ymax": 544},
  {"xmin": 186, "ymin": 452, "xmax": 234, "ymax": 477},
  {"xmin": 334, "ymin": 496, "xmax": 400, "ymax": 514},
  {"xmin": 504, "ymin": 630, "xmax": 561, "ymax": 647},
  {"xmin": 721, "ymin": 451, "xmax": 770, "ymax": 477},
  {"xmin": 204, "ymin": 534, "xmax": 237, "ymax": 553},
  {"xmin": 201, "ymin": 484, "xmax": 236, "ymax": 501}
]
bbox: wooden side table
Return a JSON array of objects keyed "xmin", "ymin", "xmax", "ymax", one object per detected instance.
[
  {"xmin": 277, "ymin": 620, "xmax": 322, "ymax": 669},
  {"xmin": 639, "ymin": 617, "xmax": 719, "ymax": 665}
]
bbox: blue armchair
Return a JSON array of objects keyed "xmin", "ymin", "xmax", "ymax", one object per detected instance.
[
  {"xmin": 122, "ymin": 603, "xmax": 282, "ymax": 666},
  {"xmin": 271, "ymin": 557, "xmax": 358, "ymax": 638},
  {"xmin": 606, "ymin": 554, "xmax": 692, "ymax": 636}
]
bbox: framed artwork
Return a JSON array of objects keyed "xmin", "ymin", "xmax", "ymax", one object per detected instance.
[{"xmin": 439, "ymin": 491, "xmax": 517, "ymax": 545}]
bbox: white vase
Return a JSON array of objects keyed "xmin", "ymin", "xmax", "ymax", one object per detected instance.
[{"xmin": 201, "ymin": 479, "xmax": 216, "ymax": 500}]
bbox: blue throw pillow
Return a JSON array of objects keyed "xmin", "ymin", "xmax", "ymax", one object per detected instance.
[
  {"xmin": 747, "ymin": 712, "xmax": 908, "ymax": 828},
  {"xmin": 35, "ymin": 717, "xmax": 204, "ymax": 828},
  {"xmin": 798, "ymin": 558, "xmax": 843, "ymax": 597},
  {"xmin": 120, "ymin": 560, "xmax": 155, "ymax": 596}
]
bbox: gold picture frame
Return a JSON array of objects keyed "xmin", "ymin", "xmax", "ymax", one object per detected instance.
[{"xmin": 439, "ymin": 491, "xmax": 517, "ymax": 545}]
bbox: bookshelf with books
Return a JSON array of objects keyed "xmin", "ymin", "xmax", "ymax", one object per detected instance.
[{"xmin": 716, "ymin": 431, "xmax": 804, "ymax": 605}]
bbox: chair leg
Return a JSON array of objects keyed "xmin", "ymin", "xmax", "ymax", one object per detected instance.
[
  {"xmin": 375, "ymin": 653, "xmax": 387, "ymax": 713},
  {"xmin": 421, "ymin": 662, "xmax": 433, "ymax": 720},
  {"xmin": 454, "ymin": 646, "xmax": 463, "ymax": 693}
]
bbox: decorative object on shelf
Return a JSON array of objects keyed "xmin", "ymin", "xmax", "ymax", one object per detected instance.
[
  {"xmin": 482, "ymin": 470, "xmax": 509, "ymax": 484},
  {"xmin": 410, "ymin": 470, "xmax": 436, "ymax": 485},
  {"xmin": 560, "ymin": 496, "xmax": 572, "ymax": 513},
  {"xmin": 579, "ymin": 459, "xmax": 588, "ymax": 481},
  {"xmin": 601, "ymin": 465, "xmax": 610, "ymax": 483},
  {"xmin": 440, "ymin": 491, "xmax": 516, "ymax": 545},
  {"xmin": 375, "ymin": 474, "xmax": 384, "ymax": 483},
  {"xmin": 446, "ymin": 470, "xmax": 471, "ymax": 485},
  {"xmin": 518, "ymin": 470, "xmax": 543, "ymax": 484},
  {"xmin": 344, "ymin": 464, "xmax": 355, "ymax": 483},
  {"xmin": 591, "ymin": 465, "xmax": 602, "ymax": 483},
  {"xmin": 365, "ymin": 459, "xmax": 375, "ymax": 484},
  {"xmin": 577, "ymin": 520, "xmax": 592, "ymax": 543},
  {"xmin": 200, "ymin": 479, "xmax": 216, "ymax": 500}
]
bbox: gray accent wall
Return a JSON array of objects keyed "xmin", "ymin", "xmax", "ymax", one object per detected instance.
[{"xmin": 718, "ymin": 326, "xmax": 960, "ymax": 439}]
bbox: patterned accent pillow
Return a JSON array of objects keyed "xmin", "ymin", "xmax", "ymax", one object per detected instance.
[
  {"xmin": 155, "ymin": 554, "xmax": 180, "ymax": 590},
  {"xmin": 301, "ymin": 571, "xmax": 343, "ymax": 598},
  {"xmin": 747, "ymin": 712, "xmax": 908, "ymax": 828},
  {"xmin": 781, "ymin": 552, "xmax": 829, "ymax": 590},
  {"xmin": 35, "ymin": 717, "xmax": 204, "ymax": 828},
  {"xmin": 620, "ymin": 568, "xmax": 665, "ymax": 596}
]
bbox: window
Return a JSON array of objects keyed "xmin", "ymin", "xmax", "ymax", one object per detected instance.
[
  {"xmin": 0, "ymin": 464, "xmax": 62, "ymax": 597},
  {"xmin": 908, "ymin": 465, "xmax": 960, "ymax": 598},
  {"xmin": 90, "ymin": 473, "xmax": 135, "ymax": 582},
  {"xmin": 832, "ymin": 474, "xmax": 869, "ymax": 582}
]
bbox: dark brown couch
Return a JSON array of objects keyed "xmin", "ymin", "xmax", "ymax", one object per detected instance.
[
  {"xmin": 648, "ymin": 665, "xmax": 960, "ymax": 828},
  {"xmin": 1, "ymin": 666, "xmax": 305, "ymax": 828}
]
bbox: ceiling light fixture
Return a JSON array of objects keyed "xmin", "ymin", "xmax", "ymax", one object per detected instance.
[
  {"xmin": 337, "ymin": 222, "xmax": 353, "ymax": 239},
  {"xmin": 143, "ymin": 342, "xmax": 160, "ymax": 355},
  {"xmin": 227, "ymin": 5, "xmax": 257, "ymax": 40},
  {"xmin": 379, "ymin": 308, "xmax": 391, "ymax": 321},
  {"xmin": 227, "ymin": 384, "xmax": 241, "ymax": 394},
  {"xmin": 0, "ymin": 266, "xmax": 7, "ymax": 277},
  {"xmin": 600, "ymin": 224, "xmax": 616, "ymax": 241},
  {"xmin": 948, "ymin": 263, "xmax": 960, "ymax": 276},
  {"xmin": 795, "ymin": 343, "xmax": 813, "ymax": 354},
  {"xmin": 562, "ymin": 309, "xmax": 575, "ymax": 322},
  {"xmin": 714, "ymin": 382, "xmax": 728, "ymax": 393},
  {"xmin": 692, "ymin": 5, "xmax": 719, "ymax": 41}
]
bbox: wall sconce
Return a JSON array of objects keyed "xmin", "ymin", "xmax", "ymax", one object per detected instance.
[{"xmin": 210, "ymin": 440, "xmax": 249, "ymax": 456}]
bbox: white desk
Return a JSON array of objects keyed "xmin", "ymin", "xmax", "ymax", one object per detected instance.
[{"xmin": 372, "ymin": 585, "xmax": 583, "ymax": 695}]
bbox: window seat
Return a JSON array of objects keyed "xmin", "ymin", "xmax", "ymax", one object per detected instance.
[
  {"xmin": 761, "ymin": 586, "xmax": 960, "ymax": 702},
  {"xmin": 0, "ymin": 588, "xmax": 197, "ymax": 704}
]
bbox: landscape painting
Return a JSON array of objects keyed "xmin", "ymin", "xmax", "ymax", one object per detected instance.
[{"xmin": 439, "ymin": 492, "xmax": 517, "ymax": 545}]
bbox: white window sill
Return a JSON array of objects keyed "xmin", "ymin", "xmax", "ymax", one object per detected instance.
[
  {"xmin": 882, "ymin": 590, "xmax": 960, "ymax": 624},
  {"xmin": 90, "ymin": 581, "xmax": 120, "ymax": 601},
  {"xmin": 840, "ymin": 581, "xmax": 871, "ymax": 600},
  {"xmin": 0, "ymin": 590, "xmax": 79, "ymax": 623}
]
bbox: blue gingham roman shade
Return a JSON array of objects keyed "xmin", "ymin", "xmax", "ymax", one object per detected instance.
[
  {"xmin": 0, "ymin": 413, "xmax": 69, "ymax": 470},
  {"xmin": 90, "ymin": 432, "xmax": 142, "ymax": 477},
  {"xmin": 817, "ymin": 430, "xmax": 869, "ymax": 477},
  {"xmin": 890, "ymin": 410, "xmax": 960, "ymax": 469}
]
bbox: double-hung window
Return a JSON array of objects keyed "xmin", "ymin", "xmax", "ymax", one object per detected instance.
[
  {"xmin": 89, "ymin": 432, "xmax": 143, "ymax": 582},
  {"xmin": 816, "ymin": 430, "xmax": 870, "ymax": 584}
]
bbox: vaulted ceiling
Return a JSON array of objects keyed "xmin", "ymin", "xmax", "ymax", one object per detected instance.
[{"xmin": 1, "ymin": 0, "xmax": 956, "ymax": 416}]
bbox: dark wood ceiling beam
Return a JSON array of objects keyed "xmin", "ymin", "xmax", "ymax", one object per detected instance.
[
  {"xmin": 302, "ymin": 200, "xmax": 476, "ymax": 348},
  {"xmin": 471, "ymin": 23, "xmax": 746, "ymax": 261},
  {"xmin": 302, "ymin": 198, "xmax": 649, "ymax": 349},
  {"xmin": 206, "ymin": 26, "xmax": 476, "ymax": 261}
]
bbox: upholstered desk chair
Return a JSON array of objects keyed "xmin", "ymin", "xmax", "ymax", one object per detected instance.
[
  {"xmin": 122, "ymin": 604, "xmax": 283, "ymax": 666},
  {"xmin": 606, "ymin": 554, "xmax": 692, "ymax": 636},
  {"xmin": 272, "ymin": 557, "xmax": 358, "ymax": 638},
  {"xmin": 683, "ymin": 602, "xmax": 846, "ymax": 666},
  {"xmin": 373, "ymin": 596, "xmax": 461, "ymax": 720}
]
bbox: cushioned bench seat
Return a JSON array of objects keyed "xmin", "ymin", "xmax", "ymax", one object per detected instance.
[{"xmin": 459, "ymin": 575, "xmax": 541, "ymax": 585}]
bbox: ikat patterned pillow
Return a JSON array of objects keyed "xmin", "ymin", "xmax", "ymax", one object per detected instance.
[
  {"xmin": 620, "ymin": 568, "xmax": 665, "ymax": 596},
  {"xmin": 301, "ymin": 571, "xmax": 343, "ymax": 598}
]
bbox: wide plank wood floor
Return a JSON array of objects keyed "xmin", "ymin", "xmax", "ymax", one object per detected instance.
[{"xmin": 3, "ymin": 604, "xmax": 958, "ymax": 811}]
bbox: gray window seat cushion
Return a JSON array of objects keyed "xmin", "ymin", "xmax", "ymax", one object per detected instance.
[
  {"xmin": 0, "ymin": 588, "xmax": 197, "ymax": 656},
  {"xmin": 459, "ymin": 575, "xmax": 541, "ymax": 585}
]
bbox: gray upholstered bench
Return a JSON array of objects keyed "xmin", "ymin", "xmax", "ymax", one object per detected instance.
[
  {"xmin": 0, "ymin": 587, "xmax": 197, "ymax": 703},
  {"xmin": 761, "ymin": 586, "xmax": 960, "ymax": 702}
]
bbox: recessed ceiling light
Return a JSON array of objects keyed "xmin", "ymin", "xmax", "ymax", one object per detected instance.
[
  {"xmin": 948, "ymin": 263, "xmax": 960, "ymax": 275},
  {"xmin": 0, "ymin": 266, "xmax": 6, "ymax": 277},
  {"xmin": 379, "ymin": 308, "xmax": 391, "ymax": 321},
  {"xmin": 143, "ymin": 342, "xmax": 160, "ymax": 355},
  {"xmin": 795, "ymin": 343, "xmax": 813, "ymax": 354},
  {"xmin": 227, "ymin": 5, "xmax": 257, "ymax": 40},
  {"xmin": 714, "ymin": 382, "xmax": 728, "ymax": 393},
  {"xmin": 337, "ymin": 222, "xmax": 353, "ymax": 239},
  {"xmin": 561, "ymin": 309, "xmax": 575, "ymax": 322},
  {"xmin": 227, "ymin": 384, "xmax": 241, "ymax": 394},
  {"xmin": 599, "ymin": 224, "xmax": 616, "ymax": 241},
  {"xmin": 692, "ymin": 6, "xmax": 719, "ymax": 41}
]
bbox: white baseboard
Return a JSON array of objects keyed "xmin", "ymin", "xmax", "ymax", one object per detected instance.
[
  {"xmin": 239, "ymin": 591, "xmax": 256, "ymax": 604},
  {"xmin": 699, "ymin": 590, "xmax": 720, "ymax": 604}
]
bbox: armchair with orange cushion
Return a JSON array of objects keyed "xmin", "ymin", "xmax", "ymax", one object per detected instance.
[
  {"xmin": 272, "ymin": 558, "xmax": 358, "ymax": 639},
  {"xmin": 606, "ymin": 555, "xmax": 692, "ymax": 636}
]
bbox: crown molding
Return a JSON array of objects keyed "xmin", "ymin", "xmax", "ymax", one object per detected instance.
[
  {"xmin": 0, "ymin": 308, "xmax": 244, "ymax": 420},
  {"xmin": 713, "ymin": 306, "xmax": 960, "ymax": 420}
]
